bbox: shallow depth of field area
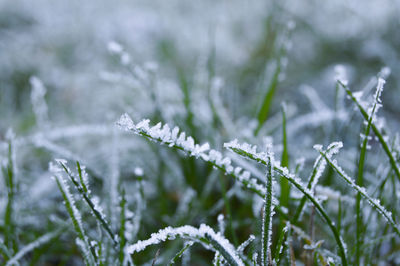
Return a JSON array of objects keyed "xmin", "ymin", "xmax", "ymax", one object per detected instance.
[{"xmin": 1, "ymin": 1, "xmax": 400, "ymax": 265}]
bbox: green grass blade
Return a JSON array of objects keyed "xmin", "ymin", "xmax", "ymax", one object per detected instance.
[
  {"xmin": 224, "ymin": 142, "xmax": 348, "ymax": 266},
  {"xmin": 355, "ymin": 78, "xmax": 384, "ymax": 265},
  {"xmin": 0, "ymin": 240, "xmax": 12, "ymax": 261},
  {"xmin": 218, "ymin": 173, "xmax": 238, "ymax": 246},
  {"xmin": 76, "ymin": 161, "xmax": 89, "ymax": 193},
  {"xmin": 5, "ymin": 229, "xmax": 63, "ymax": 266},
  {"xmin": 119, "ymin": 189, "xmax": 127, "ymax": 266},
  {"xmin": 292, "ymin": 143, "xmax": 339, "ymax": 223},
  {"xmin": 338, "ymin": 80, "xmax": 400, "ymax": 182},
  {"xmin": 274, "ymin": 104, "xmax": 289, "ymax": 262},
  {"xmin": 262, "ymin": 150, "xmax": 274, "ymax": 266},
  {"xmin": 316, "ymin": 143, "xmax": 400, "ymax": 238},
  {"xmin": 127, "ymin": 224, "xmax": 245, "ymax": 266},
  {"xmin": 168, "ymin": 241, "xmax": 194, "ymax": 265},
  {"xmin": 58, "ymin": 161, "xmax": 118, "ymax": 247},
  {"xmin": 255, "ymin": 61, "xmax": 281, "ymax": 136},
  {"xmin": 280, "ymin": 103, "xmax": 290, "ymax": 208},
  {"xmin": 53, "ymin": 175, "xmax": 97, "ymax": 264},
  {"xmin": 117, "ymin": 115, "xmax": 289, "ymax": 220},
  {"xmin": 3, "ymin": 141, "xmax": 16, "ymax": 253}
]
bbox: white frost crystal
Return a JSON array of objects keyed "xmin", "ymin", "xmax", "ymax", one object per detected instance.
[{"xmin": 127, "ymin": 224, "xmax": 244, "ymax": 266}]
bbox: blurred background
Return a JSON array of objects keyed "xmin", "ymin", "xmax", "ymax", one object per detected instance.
[{"xmin": 1, "ymin": 0, "xmax": 400, "ymax": 132}]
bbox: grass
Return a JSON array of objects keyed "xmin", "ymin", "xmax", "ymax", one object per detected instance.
[
  {"xmin": 2, "ymin": 71, "xmax": 400, "ymax": 265},
  {"xmin": 2, "ymin": 5, "xmax": 400, "ymax": 265}
]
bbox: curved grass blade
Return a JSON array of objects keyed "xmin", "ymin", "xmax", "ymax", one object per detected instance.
[
  {"xmin": 338, "ymin": 80, "xmax": 400, "ymax": 182},
  {"xmin": 57, "ymin": 160, "xmax": 118, "ymax": 247},
  {"xmin": 117, "ymin": 114, "xmax": 288, "ymax": 220},
  {"xmin": 293, "ymin": 143, "xmax": 341, "ymax": 223},
  {"xmin": 224, "ymin": 140, "xmax": 348, "ymax": 266},
  {"xmin": 127, "ymin": 224, "xmax": 245, "ymax": 266},
  {"xmin": 316, "ymin": 143, "xmax": 400, "ymax": 238},
  {"xmin": 5, "ymin": 229, "xmax": 64, "ymax": 266},
  {"xmin": 53, "ymin": 174, "xmax": 96, "ymax": 264},
  {"xmin": 168, "ymin": 241, "xmax": 194, "ymax": 265}
]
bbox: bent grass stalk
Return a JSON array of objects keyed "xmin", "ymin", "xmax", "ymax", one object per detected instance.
[
  {"xmin": 127, "ymin": 224, "xmax": 245, "ymax": 266},
  {"xmin": 168, "ymin": 241, "xmax": 194, "ymax": 265},
  {"xmin": 116, "ymin": 114, "xmax": 288, "ymax": 220},
  {"xmin": 224, "ymin": 141, "xmax": 348, "ymax": 266},
  {"xmin": 57, "ymin": 161, "xmax": 119, "ymax": 247},
  {"xmin": 338, "ymin": 80, "xmax": 400, "ymax": 182},
  {"xmin": 53, "ymin": 175, "xmax": 96, "ymax": 265},
  {"xmin": 316, "ymin": 143, "xmax": 400, "ymax": 238},
  {"xmin": 5, "ymin": 229, "xmax": 64, "ymax": 266},
  {"xmin": 292, "ymin": 143, "xmax": 339, "ymax": 222}
]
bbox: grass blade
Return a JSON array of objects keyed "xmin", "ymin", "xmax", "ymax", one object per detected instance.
[
  {"xmin": 338, "ymin": 80, "xmax": 400, "ymax": 182},
  {"xmin": 2, "ymin": 141, "xmax": 17, "ymax": 253},
  {"xmin": 57, "ymin": 160, "xmax": 118, "ymax": 247},
  {"xmin": 168, "ymin": 241, "xmax": 194, "ymax": 265},
  {"xmin": 117, "ymin": 114, "xmax": 288, "ymax": 220},
  {"xmin": 255, "ymin": 60, "xmax": 281, "ymax": 136},
  {"xmin": 52, "ymin": 172, "xmax": 96, "ymax": 264},
  {"xmin": 355, "ymin": 77, "xmax": 385, "ymax": 265},
  {"xmin": 127, "ymin": 224, "xmax": 245, "ymax": 266},
  {"xmin": 316, "ymin": 143, "xmax": 400, "ymax": 238},
  {"xmin": 261, "ymin": 148, "xmax": 274, "ymax": 266},
  {"xmin": 224, "ymin": 140, "xmax": 348, "ymax": 266},
  {"xmin": 5, "ymin": 229, "xmax": 63, "ymax": 266}
]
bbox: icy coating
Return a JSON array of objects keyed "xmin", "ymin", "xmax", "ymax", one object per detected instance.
[{"xmin": 126, "ymin": 224, "xmax": 245, "ymax": 266}]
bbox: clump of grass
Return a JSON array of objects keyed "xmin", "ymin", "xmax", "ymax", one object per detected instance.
[{"xmin": 2, "ymin": 18, "xmax": 400, "ymax": 265}]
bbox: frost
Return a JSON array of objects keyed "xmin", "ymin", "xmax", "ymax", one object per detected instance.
[
  {"xmin": 318, "ymin": 143, "xmax": 400, "ymax": 236},
  {"xmin": 315, "ymin": 185, "xmax": 354, "ymax": 204},
  {"xmin": 334, "ymin": 64, "xmax": 348, "ymax": 86},
  {"xmin": 309, "ymin": 142, "xmax": 343, "ymax": 192},
  {"xmin": 117, "ymin": 115, "xmax": 264, "ymax": 197},
  {"xmin": 379, "ymin": 66, "xmax": 391, "ymax": 78},
  {"xmin": 353, "ymin": 91, "xmax": 364, "ymax": 102},
  {"xmin": 217, "ymin": 214, "xmax": 225, "ymax": 235},
  {"xmin": 117, "ymin": 113, "xmax": 135, "ymax": 130},
  {"xmin": 107, "ymin": 41, "xmax": 124, "ymax": 54},
  {"xmin": 313, "ymin": 144, "xmax": 323, "ymax": 151},
  {"xmin": 366, "ymin": 77, "xmax": 385, "ymax": 124},
  {"xmin": 92, "ymin": 196, "xmax": 107, "ymax": 221},
  {"xmin": 236, "ymin": 234, "xmax": 255, "ymax": 255},
  {"xmin": 30, "ymin": 76, "xmax": 49, "ymax": 129},
  {"xmin": 374, "ymin": 78, "xmax": 385, "ymax": 104},
  {"xmin": 5, "ymin": 230, "xmax": 60, "ymax": 266},
  {"xmin": 176, "ymin": 188, "xmax": 196, "ymax": 217},
  {"xmin": 48, "ymin": 161, "xmax": 63, "ymax": 173},
  {"xmin": 107, "ymin": 41, "xmax": 131, "ymax": 65},
  {"xmin": 117, "ymin": 114, "xmax": 211, "ymax": 158},
  {"xmin": 79, "ymin": 165, "xmax": 90, "ymax": 192},
  {"xmin": 127, "ymin": 224, "xmax": 244, "ymax": 266},
  {"xmin": 262, "ymin": 150, "xmax": 275, "ymax": 266},
  {"xmin": 134, "ymin": 167, "xmax": 144, "ymax": 176}
]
